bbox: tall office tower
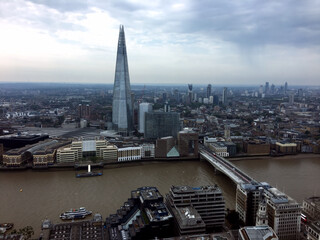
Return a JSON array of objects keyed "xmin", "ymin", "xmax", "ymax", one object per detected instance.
[
  {"xmin": 222, "ymin": 87, "xmax": 228, "ymax": 105},
  {"xmin": 164, "ymin": 102, "xmax": 170, "ymax": 112},
  {"xmin": 78, "ymin": 104, "xmax": 91, "ymax": 119},
  {"xmin": 289, "ymin": 93, "xmax": 295, "ymax": 105},
  {"xmin": 284, "ymin": 82, "xmax": 288, "ymax": 94},
  {"xmin": 187, "ymin": 84, "xmax": 193, "ymax": 104},
  {"xmin": 138, "ymin": 103, "xmax": 152, "ymax": 133},
  {"xmin": 144, "ymin": 112, "xmax": 180, "ymax": 139},
  {"xmin": 166, "ymin": 185, "xmax": 225, "ymax": 229},
  {"xmin": 207, "ymin": 84, "xmax": 212, "ymax": 98},
  {"xmin": 271, "ymin": 84, "xmax": 275, "ymax": 94},
  {"xmin": 112, "ymin": 25, "xmax": 133, "ymax": 136},
  {"xmin": 259, "ymin": 85, "xmax": 264, "ymax": 94},
  {"xmin": 265, "ymin": 82, "xmax": 270, "ymax": 94}
]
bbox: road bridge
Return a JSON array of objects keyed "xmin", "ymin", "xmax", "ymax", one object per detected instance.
[{"xmin": 199, "ymin": 145, "xmax": 256, "ymax": 185}]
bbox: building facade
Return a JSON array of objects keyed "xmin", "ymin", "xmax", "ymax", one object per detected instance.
[
  {"xmin": 166, "ymin": 185, "xmax": 225, "ymax": 229},
  {"xmin": 177, "ymin": 129, "xmax": 199, "ymax": 158},
  {"xmin": 112, "ymin": 25, "xmax": 133, "ymax": 136},
  {"xmin": 138, "ymin": 103, "xmax": 152, "ymax": 133},
  {"xmin": 144, "ymin": 112, "xmax": 180, "ymax": 139}
]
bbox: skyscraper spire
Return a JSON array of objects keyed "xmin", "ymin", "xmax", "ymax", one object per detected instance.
[{"xmin": 112, "ymin": 25, "xmax": 133, "ymax": 135}]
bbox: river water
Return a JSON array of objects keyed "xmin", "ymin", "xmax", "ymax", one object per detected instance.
[{"xmin": 0, "ymin": 154, "xmax": 319, "ymax": 236}]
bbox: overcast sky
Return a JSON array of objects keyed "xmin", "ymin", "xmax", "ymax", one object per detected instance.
[{"xmin": 0, "ymin": 0, "xmax": 320, "ymax": 86}]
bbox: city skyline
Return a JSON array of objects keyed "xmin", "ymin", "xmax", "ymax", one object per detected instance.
[{"xmin": 0, "ymin": 0, "xmax": 320, "ymax": 86}]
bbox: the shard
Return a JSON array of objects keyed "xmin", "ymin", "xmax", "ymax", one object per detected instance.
[{"xmin": 112, "ymin": 25, "xmax": 133, "ymax": 135}]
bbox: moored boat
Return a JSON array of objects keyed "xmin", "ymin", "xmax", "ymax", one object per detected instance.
[{"xmin": 60, "ymin": 207, "xmax": 92, "ymax": 220}]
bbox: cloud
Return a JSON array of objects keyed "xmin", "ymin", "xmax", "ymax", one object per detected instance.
[{"xmin": 0, "ymin": 0, "xmax": 319, "ymax": 85}]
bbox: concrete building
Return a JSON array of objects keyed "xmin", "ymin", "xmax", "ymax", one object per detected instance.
[
  {"xmin": 78, "ymin": 103, "xmax": 91, "ymax": 119},
  {"xmin": 166, "ymin": 185, "xmax": 225, "ymax": 229},
  {"xmin": 138, "ymin": 103, "xmax": 152, "ymax": 133},
  {"xmin": 177, "ymin": 129, "xmax": 199, "ymax": 158},
  {"xmin": 275, "ymin": 142, "xmax": 297, "ymax": 154},
  {"xmin": 112, "ymin": 25, "xmax": 133, "ymax": 136},
  {"xmin": 171, "ymin": 206, "xmax": 206, "ymax": 235},
  {"xmin": 144, "ymin": 112, "xmax": 180, "ymax": 139},
  {"xmin": 56, "ymin": 147, "xmax": 78, "ymax": 163},
  {"xmin": 155, "ymin": 136, "xmax": 176, "ymax": 158},
  {"xmin": 236, "ymin": 183, "xmax": 265, "ymax": 226},
  {"xmin": 303, "ymin": 196, "xmax": 320, "ymax": 220},
  {"xmin": 244, "ymin": 140, "xmax": 270, "ymax": 155},
  {"xmin": 239, "ymin": 226, "xmax": 278, "ymax": 240},
  {"xmin": 100, "ymin": 145, "xmax": 118, "ymax": 162},
  {"xmin": 307, "ymin": 221, "xmax": 320, "ymax": 240},
  {"xmin": 207, "ymin": 84, "xmax": 212, "ymax": 98},
  {"xmin": 117, "ymin": 146, "xmax": 141, "ymax": 162},
  {"xmin": 208, "ymin": 142, "xmax": 229, "ymax": 157},
  {"xmin": 141, "ymin": 143, "xmax": 155, "ymax": 158},
  {"xmin": 2, "ymin": 145, "xmax": 33, "ymax": 166},
  {"xmin": 264, "ymin": 187, "xmax": 301, "ymax": 240}
]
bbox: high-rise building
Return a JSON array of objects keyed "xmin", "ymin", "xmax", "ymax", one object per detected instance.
[
  {"xmin": 78, "ymin": 104, "xmax": 91, "ymax": 119},
  {"xmin": 289, "ymin": 93, "xmax": 295, "ymax": 105},
  {"xmin": 222, "ymin": 87, "xmax": 228, "ymax": 105},
  {"xmin": 144, "ymin": 112, "xmax": 180, "ymax": 139},
  {"xmin": 265, "ymin": 82, "xmax": 270, "ymax": 94},
  {"xmin": 284, "ymin": 82, "xmax": 288, "ymax": 94},
  {"xmin": 112, "ymin": 25, "xmax": 133, "ymax": 136},
  {"xmin": 138, "ymin": 103, "xmax": 152, "ymax": 133},
  {"xmin": 207, "ymin": 84, "xmax": 212, "ymax": 98}
]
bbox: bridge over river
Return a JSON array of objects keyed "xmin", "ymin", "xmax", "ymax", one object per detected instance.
[{"xmin": 199, "ymin": 145, "xmax": 257, "ymax": 185}]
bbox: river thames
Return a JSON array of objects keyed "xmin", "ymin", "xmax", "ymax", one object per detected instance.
[{"xmin": 0, "ymin": 154, "xmax": 319, "ymax": 236}]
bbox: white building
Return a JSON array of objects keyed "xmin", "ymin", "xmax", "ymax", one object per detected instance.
[
  {"xmin": 139, "ymin": 103, "xmax": 152, "ymax": 133},
  {"xmin": 118, "ymin": 147, "xmax": 142, "ymax": 162},
  {"xmin": 141, "ymin": 144, "xmax": 155, "ymax": 158}
]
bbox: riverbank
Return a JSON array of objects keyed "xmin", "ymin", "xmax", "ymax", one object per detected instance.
[{"xmin": 229, "ymin": 153, "xmax": 320, "ymax": 161}]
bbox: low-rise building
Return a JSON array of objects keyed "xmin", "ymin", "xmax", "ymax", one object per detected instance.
[
  {"xmin": 118, "ymin": 147, "xmax": 141, "ymax": 162},
  {"xmin": 208, "ymin": 142, "xmax": 229, "ymax": 157},
  {"xmin": 239, "ymin": 226, "xmax": 278, "ymax": 240},
  {"xmin": 243, "ymin": 140, "xmax": 270, "ymax": 155},
  {"xmin": 275, "ymin": 142, "xmax": 297, "ymax": 154},
  {"xmin": 307, "ymin": 221, "xmax": 320, "ymax": 240},
  {"xmin": 2, "ymin": 145, "xmax": 33, "ymax": 166},
  {"xmin": 141, "ymin": 143, "xmax": 155, "ymax": 158}
]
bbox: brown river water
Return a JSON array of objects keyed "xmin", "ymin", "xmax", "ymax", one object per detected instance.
[{"xmin": 0, "ymin": 154, "xmax": 319, "ymax": 236}]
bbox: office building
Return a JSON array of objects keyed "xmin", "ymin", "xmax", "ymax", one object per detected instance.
[
  {"xmin": 144, "ymin": 112, "xmax": 180, "ymax": 139},
  {"xmin": 222, "ymin": 87, "xmax": 228, "ymax": 105},
  {"xmin": 141, "ymin": 143, "xmax": 155, "ymax": 158},
  {"xmin": 2, "ymin": 146, "xmax": 33, "ymax": 166},
  {"xmin": 307, "ymin": 221, "xmax": 320, "ymax": 240},
  {"xmin": 0, "ymin": 133, "xmax": 49, "ymax": 149},
  {"xmin": 284, "ymin": 82, "xmax": 288, "ymax": 94},
  {"xmin": 265, "ymin": 82, "xmax": 270, "ymax": 94},
  {"xmin": 117, "ymin": 146, "xmax": 141, "ymax": 162},
  {"xmin": 166, "ymin": 185, "xmax": 225, "ymax": 229},
  {"xmin": 289, "ymin": 93, "xmax": 295, "ymax": 105},
  {"xmin": 78, "ymin": 104, "xmax": 91, "ymax": 119},
  {"xmin": 207, "ymin": 84, "xmax": 212, "ymax": 98},
  {"xmin": 155, "ymin": 136, "xmax": 176, "ymax": 158},
  {"xmin": 264, "ymin": 187, "xmax": 301, "ymax": 240},
  {"xmin": 239, "ymin": 226, "xmax": 278, "ymax": 240},
  {"xmin": 138, "ymin": 102, "xmax": 152, "ymax": 133},
  {"xmin": 177, "ymin": 129, "xmax": 199, "ymax": 158},
  {"xmin": 236, "ymin": 183, "xmax": 265, "ymax": 226},
  {"xmin": 303, "ymin": 196, "xmax": 320, "ymax": 220},
  {"xmin": 112, "ymin": 25, "xmax": 133, "ymax": 136}
]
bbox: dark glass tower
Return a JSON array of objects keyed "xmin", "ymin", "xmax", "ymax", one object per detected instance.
[{"xmin": 112, "ymin": 25, "xmax": 133, "ymax": 135}]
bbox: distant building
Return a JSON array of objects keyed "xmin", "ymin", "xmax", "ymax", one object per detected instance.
[
  {"xmin": 144, "ymin": 112, "xmax": 180, "ymax": 139},
  {"xmin": 303, "ymin": 196, "xmax": 320, "ymax": 220},
  {"xmin": 141, "ymin": 143, "xmax": 155, "ymax": 159},
  {"xmin": 138, "ymin": 103, "xmax": 152, "ymax": 133},
  {"xmin": 275, "ymin": 142, "xmax": 297, "ymax": 154},
  {"xmin": 222, "ymin": 87, "xmax": 228, "ymax": 105},
  {"xmin": 177, "ymin": 129, "xmax": 199, "ymax": 158},
  {"xmin": 0, "ymin": 133, "xmax": 49, "ymax": 149},
  {"xmin": 208, "ymin": 142, "xmax": 229, "ymax": 157},
  {"xmin": 244, "ymin": 140, "xmax": 270, "ymax": 155},
  {"xmin": 112, "ymin": 25, "xmax": 133, "ymax": 136},
  {"xmin": 239, "ymin": 226, "xmax": 278, "ymax": 240},
  {"xmin": 265, "ymin": 82, "xmax": 270, "ymax": 94},
  {"xmin": 0, "ymin": 143, "xmax": 3, "ymax": 163},
  {"xmin": 155, "ymin": 136, "xmax": 176, "ymax": 158},
  {"xmin": 117, "ymin": 146, "xmax": 141, "ymax": 162},
  {"xmin": 289, "ymin": 93, "xmax": 295, "ymax": 105},
  {"xmin": 207, "ymin": 84, "xmax": 212, "ymax": 98},
  {"xmin": 166, "ymin": 185, "xmax": 225, "ymax": 229},
  {"xmin": 78, "ymin": 104, "xmax": 91, "ymax": 119}
]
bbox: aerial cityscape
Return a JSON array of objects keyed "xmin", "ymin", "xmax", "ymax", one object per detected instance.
[{"xmin": 1, "ymin": 1, "xmax": 320, "ymax": 240}]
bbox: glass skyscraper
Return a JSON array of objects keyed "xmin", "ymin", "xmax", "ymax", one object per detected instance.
[{"xmin": 112, "ymin": 25, "xmax": 133, "ymax": 136}]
